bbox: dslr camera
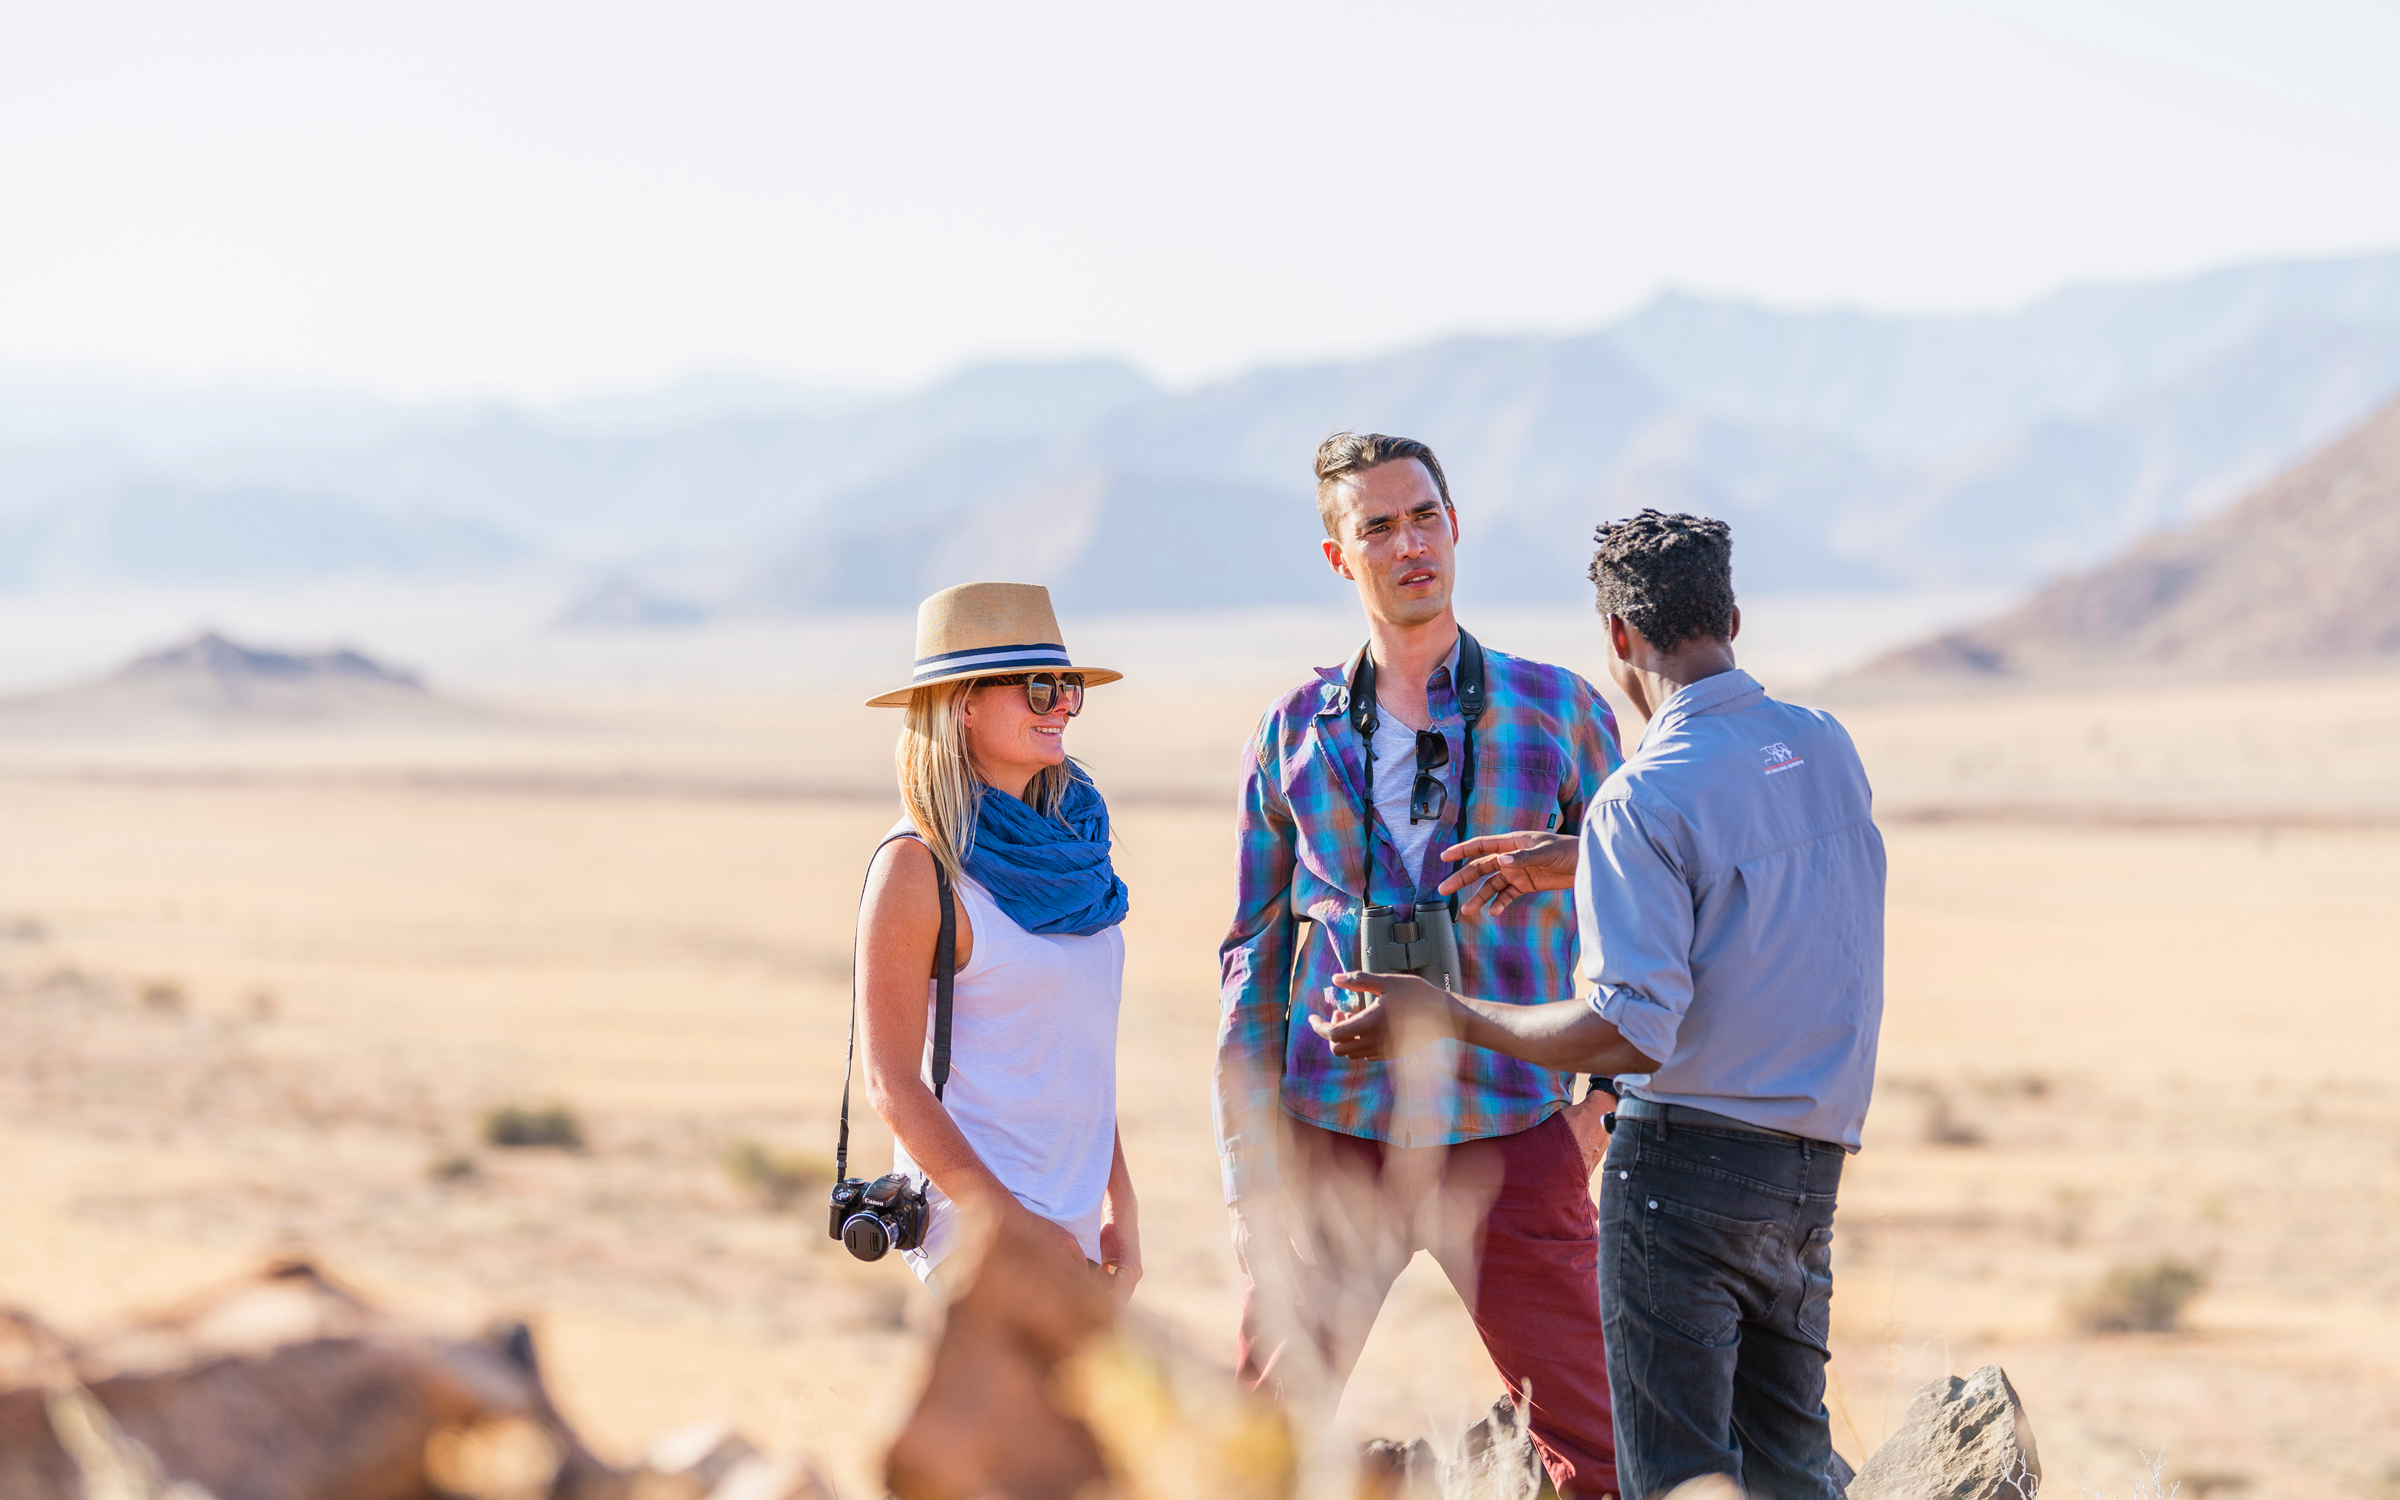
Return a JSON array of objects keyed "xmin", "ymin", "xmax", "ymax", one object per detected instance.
[{"xmin": 827, "ymin": 1173, "xmax": 929, "ymax": 1262}]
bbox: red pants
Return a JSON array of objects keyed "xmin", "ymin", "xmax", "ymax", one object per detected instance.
[{"xmin": 1237, "ymin": 1111, "xmax": 1618, "ymax": 1497}]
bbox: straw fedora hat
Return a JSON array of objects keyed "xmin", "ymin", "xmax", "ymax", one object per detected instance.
[{"xmin": 865, "ymin": 581, "xmax": 1123, "ymax": 708}]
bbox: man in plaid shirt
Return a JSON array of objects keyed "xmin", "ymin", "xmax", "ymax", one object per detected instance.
[{"xmin": 1216, "ymin": 431, "xmax": 1624, "ymax": 1497}]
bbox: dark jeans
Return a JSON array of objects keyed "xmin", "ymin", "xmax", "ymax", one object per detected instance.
[{"xmin": 1598, "ymin": 1114, "xmax": 1844, "ymax": 1500}]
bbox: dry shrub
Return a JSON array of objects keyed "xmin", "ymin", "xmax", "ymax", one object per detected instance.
[
  {"xmin": 481, "ymin": 1104, "xmax": 584, "ymax": 1151},
  {"xmin": 1975, "ymin": 1072, "xmax": 2052, "ymax": 1102},
  {"xmin": 722, "ymin": 1140, "xmax": 826, "ymax": 1212},
  {"xmin": 1921, "ymin": 1090, "xmax": 1984, "ymax": 1147},
  {"xmin": 428, "ymin": 1152, "xmax": 479, "ymax": 1184},
  {"xmin": 138, "ymin": 980, "xmax": 186, "ymax": 1016},
  {"xmin": 2068, "ymin": 1257, "xmax": 2207, "ymax": 1334}
]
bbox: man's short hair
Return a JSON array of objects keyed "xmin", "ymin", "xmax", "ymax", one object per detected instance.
[
  {"xmin": 1313, "ymin": 431, "xmax": 1453, "ymax": 538},
  {"xmin": 1588, "ymin": 509, "xmax": 1736, "ymax": 650}
]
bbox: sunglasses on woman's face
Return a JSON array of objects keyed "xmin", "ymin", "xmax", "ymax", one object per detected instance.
[{"xmin": 983, "ymin": 672, "xmax": 1086, "ymax": 717}]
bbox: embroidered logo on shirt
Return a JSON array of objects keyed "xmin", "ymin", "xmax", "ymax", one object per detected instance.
[{"xmin": 1760, "ymin": 741, "xmax": 1805, "ymax": 775}]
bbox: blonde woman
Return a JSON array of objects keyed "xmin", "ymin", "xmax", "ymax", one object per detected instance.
[{"xmin": 857, "ymin": 582, "xmax": 1139, "ymax": 1300}]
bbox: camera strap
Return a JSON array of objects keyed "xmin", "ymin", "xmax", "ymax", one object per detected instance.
[
  {"xmin": 1348, "ymin": 627, "xmax": 1486, "ymax": 909},
  {"xmin": 835, "ymin": 831, "xmax": 958, "ymax": 1185}
]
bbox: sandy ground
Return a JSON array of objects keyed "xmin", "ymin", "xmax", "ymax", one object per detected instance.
[{"xmin": 3, "ymin": 666, "xmax": 2399, "ymax": 1497}]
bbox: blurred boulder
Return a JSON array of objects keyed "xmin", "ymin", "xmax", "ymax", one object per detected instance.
[
  {"xmin": 884, "ymin": 1215, "xmax": 1115, "ymax": 1500},
  {"xmin": 885, "ymin": 1214, "xmax": 1294, "ymax": 1500},
  {"xmin": 0, "ymin": 1259, "xmax": 825, "ymax": 1500},
  {"xmin": 1445, "ymin": 1398, "xmax": 1542, "ymax": 1500},
  {"xmin": 1357, "ymin": 1437, "xmax": 1439, "ymax": 1500},
  {"xmin": 1847, "ymin": 1366, "xmax": 2040, "ymax": 1500}
]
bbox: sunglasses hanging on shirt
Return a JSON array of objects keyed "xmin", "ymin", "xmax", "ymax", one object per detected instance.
[{"xmin": 1410, "ymin": 728, "xmax": 1450, "ymax": 824}]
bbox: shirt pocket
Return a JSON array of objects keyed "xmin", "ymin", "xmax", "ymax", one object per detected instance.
[{"xmin": 1469, "ymin": 745, "xmax": 1568, "ymax": 836}]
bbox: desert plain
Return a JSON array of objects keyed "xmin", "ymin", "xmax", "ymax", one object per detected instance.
[{"xmin": 3, "ymin": 636, "xmax": 2399, "ymax": 1499}]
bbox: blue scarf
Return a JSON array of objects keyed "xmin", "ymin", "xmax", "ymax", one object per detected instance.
[{"xmin": 962, "ymin": 769, "xmax": 1130, "ymax": 936}]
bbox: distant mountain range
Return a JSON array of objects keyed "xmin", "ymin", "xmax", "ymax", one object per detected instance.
[
  {"xmin": 8, "ymin": 250, "xmax": 2400, "ymax": 617},
  {"xmin": 1854, "ymin": 392, "xmax": 2400, "ymax": 685},
  {"xmin": 0, "ymin": 632, "xmax": 481, "ymax": 734}
]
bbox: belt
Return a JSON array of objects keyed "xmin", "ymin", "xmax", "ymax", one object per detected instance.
[{"xmin": 1612, "ymin": 1095, "xmax": 1805, "ymax": 1142}]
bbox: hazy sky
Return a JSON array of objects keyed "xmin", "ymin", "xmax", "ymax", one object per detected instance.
[{"xmin": 6, "ymin": 0, "xmax": 2400, "ymax": 400}]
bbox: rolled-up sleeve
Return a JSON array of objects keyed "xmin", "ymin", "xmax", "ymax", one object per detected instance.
[{"xmin": 1576, "ymin": 797, "xmax": 1695, "ymax": 1066}]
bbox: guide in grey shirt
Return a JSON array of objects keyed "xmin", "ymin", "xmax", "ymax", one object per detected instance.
[
  {"xmin": 1581, "ymin": 666, "xmax": 1885, "ymax": 1148},
  {"xmin": 1316, "ymin": 510, "xmax": 1883, "ymax": 1499}
]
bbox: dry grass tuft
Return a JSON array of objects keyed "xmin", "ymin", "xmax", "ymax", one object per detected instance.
[
  {"xmin": 2067, "ymin": 1257, "xmax": 2208, "ymax": 1334},
  {"xmin": 722, "ymin": 1139, "xmax": 828, "ymax": 1211},
  {"xmin": 1921, "ymin": 1089, "xmax": 1985, "ymax": 1147},
  {"xmin": 481, "ymin": 1103, "xmax": 585, "ymax": 1151}
]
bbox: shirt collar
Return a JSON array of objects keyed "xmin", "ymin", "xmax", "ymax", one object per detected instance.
[
  {"xmin": 1314, "ymin": 636, "xmax": 1465, "ymax": 720},
  {"xmin": 1650, "ymin": 667, "xmax": 1763, "ymax": 726},
  {"xmin": 1421, "ymin": 637, "xmax": 1464, "ymax": 699}
]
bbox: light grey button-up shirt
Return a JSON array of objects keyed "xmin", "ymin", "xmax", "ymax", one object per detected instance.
[{"xmin": 1578, "ymin": 668, "xmax": 1885, "ymax": 1148}]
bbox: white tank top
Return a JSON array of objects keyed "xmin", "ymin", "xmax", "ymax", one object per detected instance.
[{"xmin": 890, "ymin": 838, "xmax": 1125, "ymax": 1281}]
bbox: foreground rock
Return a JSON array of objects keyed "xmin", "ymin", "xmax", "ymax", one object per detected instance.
[
  {"xmin": 886, "ymin": 1214, "xmax": 1294, "ymax": 1500},
  {"xmin": 1440, "ymin": 1398, "xmax": 1541, "ymax": 1500},
  {"xmin": 0, "ymin": 1259, "xmax": 826, "ymax": 1500},
  {"xmin": 1847, "ymin": 1365, "xmax": 2041, "ymax": 1500}
]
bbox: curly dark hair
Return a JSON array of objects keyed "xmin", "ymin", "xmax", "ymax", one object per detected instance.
[{"xmin": 1588, "ymin": 509, "xmax": 1736, "ymax": 650}]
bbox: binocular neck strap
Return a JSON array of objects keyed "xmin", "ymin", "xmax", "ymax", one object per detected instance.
[
  {"xmin": 1452, "ymin": 629, "xmax": 1485, "ymax": 875},
  {"xmin": 1347, "ymin": 628, "xmax": 1487, "ymax": 909},
  {"xmin": 838, "ymin": 832, "xmax": 959, "ymax": 1185}
]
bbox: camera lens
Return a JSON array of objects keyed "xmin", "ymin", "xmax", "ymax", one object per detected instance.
[{"xmin": 842, "ymin": 1212, "xmax": 893, "ymax": 1261}]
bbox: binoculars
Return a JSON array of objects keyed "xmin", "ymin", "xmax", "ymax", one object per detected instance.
[{"xmin": 1358, "ymin": 901, "xmax": 1462, "ymax": 990}]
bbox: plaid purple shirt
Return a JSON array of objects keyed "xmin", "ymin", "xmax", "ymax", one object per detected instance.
[{"xmin": 1213, "ymin": 638, "xmax": 1624, "ymax": 1202}]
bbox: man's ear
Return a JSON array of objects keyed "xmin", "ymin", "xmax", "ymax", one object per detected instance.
[
  {"xmin": 1321, "ymin": 536, "xmax": 1355, "ymax": 580},
  {"xmin": 1728, "ymin": 605, "xmax": 1742, "ymax": 642},
  {"xmin": 1445, "ymin": 504, "xmax": 1459, "ymax": 545}
]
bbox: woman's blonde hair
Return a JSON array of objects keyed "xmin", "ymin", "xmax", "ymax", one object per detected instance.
[{"xmin": 898, "ymin": 678, "xmax": 1075, "ymax": 883}]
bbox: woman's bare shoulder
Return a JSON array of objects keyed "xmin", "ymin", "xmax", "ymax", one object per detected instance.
[
  {"xmin": 865, "ymin": 834, "xmax": 937, "ymax": 908},
  {"xmin": 860, "ymin": 834, "xmax": 974, "ymax": 956}
]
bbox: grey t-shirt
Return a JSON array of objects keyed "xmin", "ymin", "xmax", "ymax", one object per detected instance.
[
  {"xmin": 1577, "ymin": 668, "xmax": 1886, "ymax": 1148},
  {"xmin": 1370, "ymin": 709, "xmax": 1444, "ymax": 894}
]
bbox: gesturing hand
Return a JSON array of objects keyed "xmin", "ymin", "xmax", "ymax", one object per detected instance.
[
  {"xmin": 1308, "ymin": 971, "xmax": 1464, "ymax": 1061},
  {"xmin": 1437, "ymin": 831, "xmax": 1580, "ymax": 916}
]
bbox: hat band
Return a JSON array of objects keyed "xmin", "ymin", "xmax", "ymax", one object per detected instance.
[{"xmin": 912, "ymin": 641, "xmax": 1074, "ymax": 682}]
